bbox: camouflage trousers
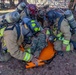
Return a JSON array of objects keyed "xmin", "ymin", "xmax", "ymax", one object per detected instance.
[{"xmin": 31, "ymin": 33, "xmax": 47, "ymax": 57}]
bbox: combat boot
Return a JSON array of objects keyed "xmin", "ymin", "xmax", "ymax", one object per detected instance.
[{"xmin": 0, "ymin": 52, "xmax": 11, "ymax": 62}]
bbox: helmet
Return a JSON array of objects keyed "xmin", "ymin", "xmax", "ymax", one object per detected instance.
[
  {"xmin": 46, "ymin": 10, "xmax": 62, "ymax": 24},
  {"xmin": 27, "ymin": 4, "xmax": 37, "ymax": 16},
  {"xmin": 16, "ymin": 2, "xmax": 26, "ymax": 13},
  {"xmin": 5, "ymin": 11, "xmax": 20, "ymax": 23}
]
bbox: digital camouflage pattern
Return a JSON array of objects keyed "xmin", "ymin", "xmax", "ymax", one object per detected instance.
[{"xmin": 31, "ymin": 33, "xmax": 47, "ymax": 57}]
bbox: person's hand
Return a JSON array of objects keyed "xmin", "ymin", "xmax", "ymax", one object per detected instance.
[
  {"xmin": 62, "ymin": 44, "xmax": 67, "ymax": 51},
  {"xmin": 46, "ymin": 35, "xmax": 49, "ymax": 42},
  {"xmin": 71, "ymin": 6, "xmax": 74, "ymax": 10},
  {"xmin": 31, "ymin": 56, "xmax": 38, "ymax": 65}
]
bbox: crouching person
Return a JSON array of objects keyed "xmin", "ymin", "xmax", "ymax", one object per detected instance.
[
  {"xmin": 0, "ymin": 13, "xmax": 47, "ymax": 65},
  {"xmin": 46, "ymin": 10, "xmax": 74, "ymax": 52},
  {"xmin": 0, "ymin": 11, "xmax": 21, "ymax": 61}
]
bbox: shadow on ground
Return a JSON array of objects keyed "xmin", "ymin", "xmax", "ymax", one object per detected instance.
[{"xmin": 0, "ymin": 51, "xmax": 76, "ymax": 75}]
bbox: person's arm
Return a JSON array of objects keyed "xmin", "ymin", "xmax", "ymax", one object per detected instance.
[
  {"xmin": 72, "ymin": 0, "xmax": 76, "ymax": 9},
  {"xmin": 4, "ymin": 30, "xmax": 33, "ymax": 62}
]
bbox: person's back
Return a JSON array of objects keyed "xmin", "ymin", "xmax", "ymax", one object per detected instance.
[{"xmin": 0, "ymin": 16, "xmax": 48, "ymax": 65}]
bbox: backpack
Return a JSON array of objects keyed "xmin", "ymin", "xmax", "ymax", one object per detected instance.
[
  {"xmin": 58, "ymin": 15, "xmax": 76, "ymax": 34},
  {"xmin": 58, "ymin": 10, "xmax": 76, "ymax": 34},
  {"xmin": 5, "ymin": 24, "xmax": 21, "ymax": 41},
  {"xmin": 0, "ymin": 24, "xmax": 21, "ymax": 53},
  {"xmin": 58, "ymin": 15, "xmax": 65, "ymax": 30}
]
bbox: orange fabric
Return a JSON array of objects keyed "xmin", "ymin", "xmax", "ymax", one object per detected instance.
[
  {"xmin": 25, "ymin": 41, "xmax": 56, "ymax": 68},
  {"xmin": 26, "ymin": 60, "xmax": 45, "ymax": 68},
  {"xmin": 39, "ymin": 41, "xmax": 56, "ymax": 61}
]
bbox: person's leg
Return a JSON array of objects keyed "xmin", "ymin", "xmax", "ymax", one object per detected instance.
[
  {"xmin": 0, "ymin": 46, "xmax": 11, "ymax": 62},
  {"xmin": 53, "ymin": 40, "xmax": 74, "ymax": 51},
  {"xmin": 53, "ymin": 40, "xmax": 62, "ymax": 51},
  {"xmin": 71, "ymin": 33, "xmax": 76, "ymax": 50},
  {"xmin": 0, "ymin": 39, "xmax": 11, "ymax": 62},
  {"xmin": 53, "ymin": 40, "xmax": 64, "ymax": 56}
]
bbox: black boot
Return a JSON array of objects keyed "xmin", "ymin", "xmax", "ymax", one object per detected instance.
[
  {"xmin": 0, "ymin": 44, "xmax": 11, "ymax": 61},
  {"xmin": 0, "ymin": 52, "xmax": 11, "ymax": 62},
  {"xmin": 57, "ymin": 51, "xmax": 64, "ymax": 56}
]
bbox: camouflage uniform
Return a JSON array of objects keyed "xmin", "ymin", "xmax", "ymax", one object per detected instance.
[{"xmin": 31, "ymin": 33, "xmax": 47, "ymax": 57}]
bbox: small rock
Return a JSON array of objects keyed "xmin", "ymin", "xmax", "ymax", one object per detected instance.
[
  {"xmin": 66, "ymin": 63, "xmax": 69, "ymax": 65},
  {"xmin": 0, "ymin": 65, "xmax": 3, "ymax": 68},
  {"xmin": 0, "ymin": 71, "xmax": 2, "ymax": 74}
]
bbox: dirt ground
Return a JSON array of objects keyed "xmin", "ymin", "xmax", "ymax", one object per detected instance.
[
  {"xmin": 0, "ymin": 10, "xmax": 76, "ymax": 75},
  {"xmin": 0, "ymin": 52, "xmax": 76, "ymax": 75}
]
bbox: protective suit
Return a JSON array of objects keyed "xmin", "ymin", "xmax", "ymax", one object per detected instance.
[
  {"xmin": 2, "ymin": 17, "xmax": 47, "ymax": 62},
  {"xmin": 46, "ymin": 10, "xmax": 74, "ymax": 51},
  {"xmin": 53, "ymin": 19, "xmax": 73, "ymax": 51},
  {"xmin": 0, "ymin": 11, "xmax": 21, "ymax": 61},
  {"xmin": 4, "ymin": 24, "xmax": 33, "ymax": 61}
]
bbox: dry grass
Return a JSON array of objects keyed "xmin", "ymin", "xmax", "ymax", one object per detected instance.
[{"xmin": 0, "ymin": 9, "xmax": 15, "ymax": 15}]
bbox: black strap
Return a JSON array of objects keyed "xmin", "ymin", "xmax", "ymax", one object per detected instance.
[
  {"xmin": 58, "ymin": 16, "xmax": 65, "ymax": 30},
  {"xmin": 5, "ymin": 25, "xmax": 15, "ymax": 31},
  {"xmin": 5, "ymin": 24, "xmax": 21, "ymax": 41},
  {"xmin": 15, "ymin": 24, "xmax": 21, "ymax": 41}
]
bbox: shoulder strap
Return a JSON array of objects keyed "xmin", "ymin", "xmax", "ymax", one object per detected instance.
[
  {"xmin": 58, "ymin": 16, "xmax": 65, "ymax": 30},
  {"xmin": 5, "ymin": 25, "xmax": 15, "ymax": 31},
  {"xmin": 5, "ymin": 24, "xmax": 21, "ymax": 41},
  {"xmin": 15, "ymin": 24, "xmax": 21, "ymax": 41}
]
